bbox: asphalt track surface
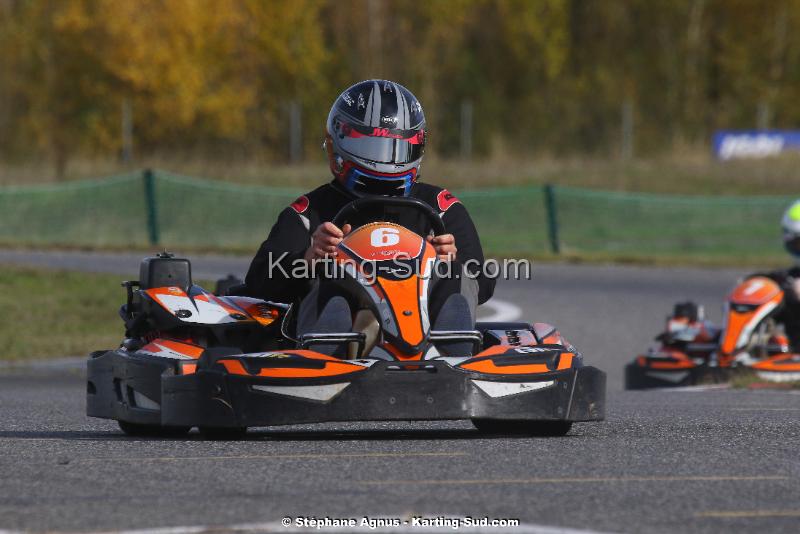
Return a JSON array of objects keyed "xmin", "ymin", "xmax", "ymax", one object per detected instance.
[{"xmin": 1, "ymin": 249, "xmax": 800, "ymax": 533}]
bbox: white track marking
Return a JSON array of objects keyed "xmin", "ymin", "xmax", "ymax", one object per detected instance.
[
  {"xmin": 696, "ymin": 509, "xmax": 800, "ymax": 518},
  {"xmin": 478, "ymin": 298, "xmax": 522, "ymax": 323},
  {"xmin": 360, "ymin": 475, "xmax": 786, "ymax": 486},
  {"xmin": 78, "ymin": 452, "xmax": 465, "ymax": 463},
  {"xmin": 649, "ymin": 384, "xmax": 731, "ymax": 392},
  {"xmin": 731, "ymin": 407, "xmax": 800, "ymax": 411}
]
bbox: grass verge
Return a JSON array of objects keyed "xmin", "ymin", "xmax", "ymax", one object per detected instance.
[
  {"xmin": 0, "ymin": 266, "xmax": 125, "ymax": 361},
  {"xmin": 729, "ymin": 372, "xmax": 800, "ymax": 390},
  {"xmin": 0, "ymin": 265, "xmax": 214, "ymax": 361}
]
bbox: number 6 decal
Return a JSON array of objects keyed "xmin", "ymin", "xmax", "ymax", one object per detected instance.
[{"xmin": 370, "ymin": 227, "xmax": 400, "ymax": 247}]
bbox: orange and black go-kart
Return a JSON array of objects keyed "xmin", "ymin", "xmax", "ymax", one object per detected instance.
[
  {"xmin": 626, "ymin": 276, "xmax": 800, "ymax": 389},
  {"xmin": 87, "ymin": 197, "xmax": 605, "ymax": 438}
]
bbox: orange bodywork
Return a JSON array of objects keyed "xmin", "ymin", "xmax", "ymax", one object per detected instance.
[
  {"xmin": 655, "ymin": 348, "xmax": 695, "ymax": 368},
  {"xmin": 141, "ymin": 339, "xmax": 203, "ymax": 359},
  {"xmin": 647, "ymin": 358, "xmax": 696, "ymax": 370},
  {"xmin": 750, "ymin": 353, "xmax": 800, "ymax": 372},
  {"xmin": 226, "ymin": 297, "xmax": 281, "ymax": 326},
  {"xmin": 180, "ymin": 362, "xmax": 197, "ymax": 375},
  {"xmin": 144, "ymin": 287, "xmax": 267, "ymax": 324},
  {"xmin": 341, "ymin": 222, "xmax": 424, "ymax": 261},
  {"xmin": 557, "ymin": 353, "xmax": 574, "ymax": 369},
  {"xmin": 720, "ymin": 277, "xmax": 784, "ymax": 357},
  {"xmin": 382, "ymin": 343, "xmax": 423, "ymax": 361},
  {"xmin": 378, "ymin": 276, "xmax": 424, "ymax": 348},
  {"xmin": 195, "ymin": 293, "xmax": 239, "ymax": 315},
  {"xmin": 217, "ymin": 350, "xmax": 367, "ymax": 378},
  {"xmin": 337, "ymin": 222, "xmax": 439, "ymax": 360},
  {"xmin": 531, "ymin": 323, "xmax": 575, "ymax": 348},
  {"xmin": 728, "ymin": 276, "xmax": 782, "ymax": 306},
  {"xmin": 635, "ymin": 346, "xmax": 698, "ymax": 369},
  {"xmin": 145, "ymin": 286, "xmax": 188, "ymax": 303},
  {"xmin": 473, "ymin": 345, "xmax": 514, "ymax": 358},
  {"xmin": 460, "ymin": 352, "xmax": 574, "ymax": 375}
]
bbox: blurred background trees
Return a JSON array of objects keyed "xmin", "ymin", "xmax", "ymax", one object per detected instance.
[{"xmin": 0, "ymin": 0, "xmax": 798, "ymax": 178}]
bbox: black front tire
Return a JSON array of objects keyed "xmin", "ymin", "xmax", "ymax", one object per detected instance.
[
  {"xmin": 199, "ymin": 426, "xmax": 248, "ymax": 440},
  {"xmin": 118, "ymin": 421, "xmax": 191, "ymax": 438},
  {"xmin": 472, "ymin": 419, "xmax": 573, "ymax": 437}
]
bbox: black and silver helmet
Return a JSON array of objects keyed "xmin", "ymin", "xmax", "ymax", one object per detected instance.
[{"xmin": 325, "ymin": 80, "xmax": 426, "ymax": 196}]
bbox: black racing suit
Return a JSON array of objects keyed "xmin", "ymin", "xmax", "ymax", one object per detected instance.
[
  {"xmin": 245, "ymin": 180, "xmax": 495, "ymax": 325},
  {"xmin": 755, "ymin": 266, "xmax": 800, "ymax": 350}
]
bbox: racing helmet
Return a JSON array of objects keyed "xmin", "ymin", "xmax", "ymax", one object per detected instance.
[
  {"xmin": 782, "ymin": 200, "xmax": 800, "ymax": 258},
  {"xmin": 325, "ymin": 80, "xmax": 426, "ymax": 197}
]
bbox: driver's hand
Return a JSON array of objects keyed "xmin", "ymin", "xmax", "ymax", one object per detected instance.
[
  {"xmin": 304, "ymin": 222, "xmax": 352, "ymax": 262},
  {"xmin": 427, "ymin": 234, "xmax": 457, "ymax": 261}
]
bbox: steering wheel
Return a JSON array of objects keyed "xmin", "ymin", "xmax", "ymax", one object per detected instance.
[{"xmin": 332, "ymin": 197, "xmax": 446, "ymax": 236}]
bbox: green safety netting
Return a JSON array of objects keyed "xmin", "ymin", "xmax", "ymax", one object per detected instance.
[
  {"xmin": 0, "ymin": 172, "xmax": 148, "ymax": 248},
  {"xmin": 154, "ymin": 171, "xmax": 299, "ymax": 249},
  {"xmin": 553, "ymin": 186, "xmax": 789, "ymax": 260},
  {"xmin": 0, "ymin": 169, "xmax": 792, "ymax": 261}
]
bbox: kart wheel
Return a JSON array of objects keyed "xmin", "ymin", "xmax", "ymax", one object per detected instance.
[
  {"xmin": 472, "ymin": 419, "xmax": 573, "ymax": 437},
  {"xmin": 199, "ymin": 426, "xmax": 248, "ymax": 440},
  {"xmin": 118, "ymin": 421, "xmax": 191, "ymax": 438}
]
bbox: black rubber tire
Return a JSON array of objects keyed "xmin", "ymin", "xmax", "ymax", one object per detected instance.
[
  {"xmin": 472, "ymin": 419, "xmax": 573, "ymax": 437},
  {"xmin": 118, "ymin": 420, "xmax": 191, "ymax": 438},
  {"xmin": 198, "ymin": 426, "xmax": 248, "ymax": 440}
]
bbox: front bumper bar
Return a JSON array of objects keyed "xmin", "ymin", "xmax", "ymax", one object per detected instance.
[
  {"xmin": 624, "ymin": 362, "xmax": 731, "ymax": 389},
  {"xmin": 88, "ymin": 351, "xmax": 605, "ymax": 428}
]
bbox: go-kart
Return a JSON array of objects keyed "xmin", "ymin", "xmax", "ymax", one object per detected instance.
[
  {"xmin": 87, "ymin": 197, "xmax": 606, "ymax": 437},
  {"xmin": 626, "ymin": 276, "xmax": 800, "ymax": 389}
]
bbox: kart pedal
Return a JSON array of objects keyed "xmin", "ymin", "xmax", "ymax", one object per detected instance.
[
  {"xmin": 429, "ymin": 330, "xmax": 482, "ymax": 356},
  {"xmin": 300, "ymin": 332, "xmax": 366, "ymax": 358}
]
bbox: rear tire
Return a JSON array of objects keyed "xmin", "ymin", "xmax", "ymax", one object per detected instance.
[
  {"xmin": 118, "ymin": 421, "xmax": 191, "ymax": 438},
  {"xmin": 472, "ymin": 419, "xmax": 572, "ymax": 437},
  {"xmin": 198, "ymin": 426, "xmax": 248, "ymax": 440}
]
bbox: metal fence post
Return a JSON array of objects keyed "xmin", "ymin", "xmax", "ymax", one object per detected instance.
[
  {"xmin": 143, "ymin": 168, "xmax": 160, "ymax": 246},
  {"xmin": 460, "ymin": 100, "xmax": 473, "ymax": 159},
  {"xmin": 289, "ymin": 101, "xmax": 302, "ymax": 164},
  {"xmin": 544, "ymin": 184, "xmax": 561, "ymax": 254},
  {"xmin": 621, "ymin": 99, "xmax": 634, "ymax": 161},
  {"xmin": 121, "ymin": 98, "xmax": 133, "ymax": 163}
]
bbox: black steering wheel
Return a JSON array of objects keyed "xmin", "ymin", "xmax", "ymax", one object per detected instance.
[{"xmin": 332, "ymin": 197, "xmax": 446, "ymax": 236}]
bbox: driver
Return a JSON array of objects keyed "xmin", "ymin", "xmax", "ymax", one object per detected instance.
[
  {"xmin": 751, "ymin": 199, "xmax": 800, "ymax": 350},
  {"xmin": 245, "ymin": 80, "xmax": 495, "ymax": 354}
]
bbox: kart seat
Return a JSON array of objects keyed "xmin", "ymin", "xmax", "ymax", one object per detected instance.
[
  {"xmin": 139, "ymin": 253, "xmax": 192, "ymax": 291},
  {"xmin": 302, "ymin": 296, "xmax": 354, "ymax": 356},
  {"xmin": 351, "ymin": 309, "xmax": 380, "ymax": 358}
]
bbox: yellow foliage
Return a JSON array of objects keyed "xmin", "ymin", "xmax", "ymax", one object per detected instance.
[{"xmin": 2, "ymin": 0, "xmax": 800, "ymax": 173}]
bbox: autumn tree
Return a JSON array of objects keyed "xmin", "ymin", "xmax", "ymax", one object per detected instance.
[{"xmin": 2, "ymin": 0, "xmax": 800, "ymax": 175}]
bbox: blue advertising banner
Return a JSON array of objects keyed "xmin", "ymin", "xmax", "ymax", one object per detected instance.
[{"xmin": 713, "ymin": 130, "xmax": 800, "ymax": 160}]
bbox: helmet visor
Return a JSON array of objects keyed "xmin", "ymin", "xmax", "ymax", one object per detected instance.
[
  {"xmin": 345, "ymin": 167, "xmax": 414, "ymax": 197},
  {"xmin": 336, "ymin": 123, "xmax": 424, "ymax": 165},
  {"xmin": 785, "ymin": 235, "xmax": 800, "ymax": 257}
]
